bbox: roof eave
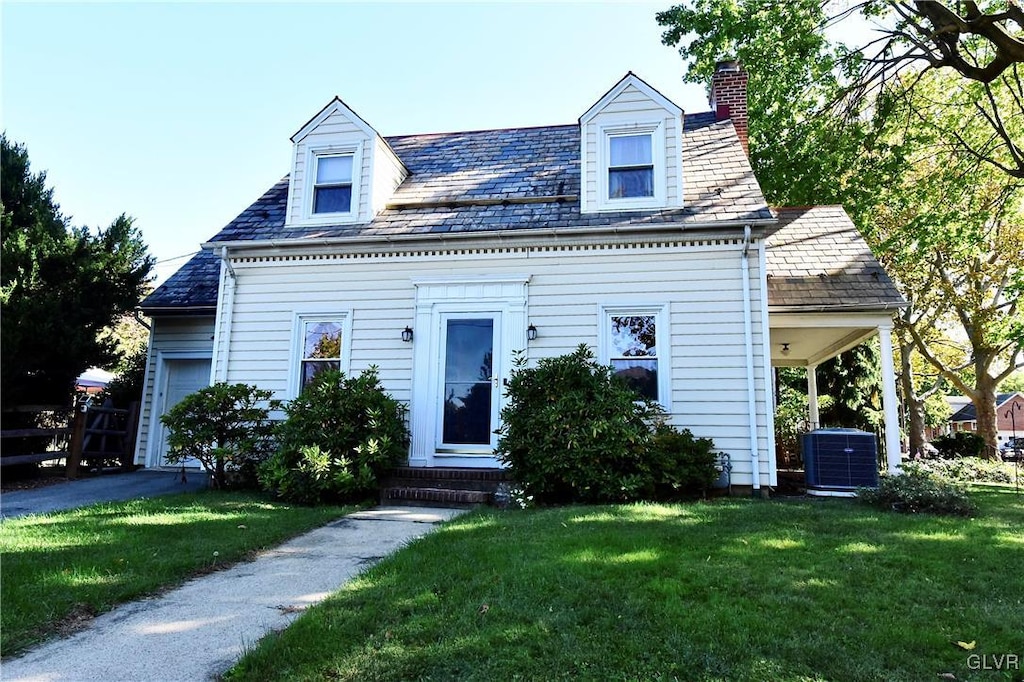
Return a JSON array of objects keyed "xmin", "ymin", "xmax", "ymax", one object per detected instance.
[
  {"xmin": 138, "ymin": 305, "xmax": 217, "ymax": 317},
  {"xmin": 204, "ymin": 216, "xmax": 779, "ymax": 253},
  {"xmin": 768, "ymin": 301, "xmax": 909, "ymax": 314}
]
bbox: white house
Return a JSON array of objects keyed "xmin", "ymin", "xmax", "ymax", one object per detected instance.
[{"xmin": 135, "ymin": 64, "xmax": 905, "ymax": 496}]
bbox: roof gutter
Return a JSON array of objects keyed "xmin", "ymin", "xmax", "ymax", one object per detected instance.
[
  {"xmin": 202, "ymin": 217, "xmax": 779, "ymax": 254},
  {"xmin": 768, "ymin": 301, "xmax": 908, "ymax": 314}
]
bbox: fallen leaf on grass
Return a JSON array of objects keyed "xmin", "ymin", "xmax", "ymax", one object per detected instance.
[{"xmin": 953, "ymin": 640, "xmax": 976, "ymax": 650}]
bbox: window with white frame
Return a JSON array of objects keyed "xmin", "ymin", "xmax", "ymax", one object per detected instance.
[
  {"xmin": 312, "ymin": 154, "xmax": 353, "ymax": 214},
  {"xmin": 600, "ymin": 306, "xmax": 669, "ymax": 405},
  {"xmin": 298, "ymin": 318, "xmax": 345, "ymax": 391},
  {"xmin": 595, "ymin": 122, "xmax": 665, "ymax": 211},
  {"xmin": 608, "ymin": 134, "xmax": 654, "ymax": 199}
]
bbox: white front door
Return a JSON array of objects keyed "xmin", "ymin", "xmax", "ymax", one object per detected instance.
[
  {"xmin": 156, "ymin": 358, "xmax": 211, "ymax": 468},
  {"xmin": 436, "ymin": 313, "xmax": 502, "ymax": 455}
]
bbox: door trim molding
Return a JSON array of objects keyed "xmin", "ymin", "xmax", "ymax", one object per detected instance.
[{"xmin": 409, "ymin": 276, "xmax": 529, "ymax": 467}]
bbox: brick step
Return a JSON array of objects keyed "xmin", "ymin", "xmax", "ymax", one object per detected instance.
[
  {"xmin": 382, "ymin": 477, "xmax": 502, "ymax": 492},
  {"xmin": 387, "ymin": 466, "xmax": 510, "ymax": 482},
  {"xmin": 382, "ymin": 486, "xmax": 492, "ymax": 508}
]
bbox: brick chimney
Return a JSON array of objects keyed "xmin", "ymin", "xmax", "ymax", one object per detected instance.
[{"xmin": 709, "ymin": 60, "xmax": 749, "ymax": 156}]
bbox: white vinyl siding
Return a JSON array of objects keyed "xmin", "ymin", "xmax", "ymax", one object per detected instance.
[
  {"xmin": 217, "ymin": 241, "xmax": 771, "ymax": 487},
  {"xmin": 134, "ymin": 316, "xmax": 215, "ymax": 465}
]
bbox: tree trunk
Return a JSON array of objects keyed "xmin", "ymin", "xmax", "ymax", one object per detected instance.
[
  {"xmin": 898, "ymin": 343, "xmax": 928, "ymax": 457},
  {"xmin": 973, "ymin": 367, "xmax": 1001, "ymax": 460}
]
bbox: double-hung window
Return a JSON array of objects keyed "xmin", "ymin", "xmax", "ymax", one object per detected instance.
[
  {"xmin": 608, "ymin": 134, "xmax": 654, "ymax": 199},
  {"xmin": 312, "ymin": 154, "xmax": 353, "ymax": 214},
  {"xmin": 298, "ymin": 319, "xmax": 344, "ymax": 392},
  {"xmin": 600, "ymin": 305, "xmax": 669, "ymax": 406}
]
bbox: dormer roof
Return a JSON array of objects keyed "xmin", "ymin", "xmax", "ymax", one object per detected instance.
[
  {"xmin": 579, "ymin": 72, "xmax": 683, "ymax": 125},
  {"xmin": 291, "ymin": 96, "xmax": 379, "ymax": 143}
]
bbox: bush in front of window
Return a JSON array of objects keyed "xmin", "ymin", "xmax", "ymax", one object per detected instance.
[
  {"xmin": 160, "ymin": 382, "xmax": 281, "ymax": 490},
  {"xmin": 259, "ymin": 367, "xmax": 408, "ymax": 504},
  {"xmin": 496, "ymin": 345, "xmax": 719, "ymax": 505}
]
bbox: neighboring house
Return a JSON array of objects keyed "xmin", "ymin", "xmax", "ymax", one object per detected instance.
[
  {"xmin": 924, "ymin": 394, "xmax": 972, "ymax": 442},
  {"xmin": 135, "ymin": 63, "xmax": 905, "ymax": 494},
  {"xmin": 948, "ymin": 392, "xmax": 1024, "ymax": 445}
]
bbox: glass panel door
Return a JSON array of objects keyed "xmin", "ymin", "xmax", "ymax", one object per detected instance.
[{"xmin": 440, "ymin": 317, "xmax": 497, "ymax": 447}]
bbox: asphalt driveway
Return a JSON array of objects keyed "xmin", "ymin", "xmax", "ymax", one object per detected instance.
[{"xmin": 0, "ymin": 468, "xmax": 209, "ymax": 519}]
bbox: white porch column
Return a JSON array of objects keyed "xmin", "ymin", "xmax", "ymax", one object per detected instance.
[
  {"xmin": 877, "ymin": 324, "xmax": 902, "ymax": 473},
  {"xmin": 806, "ymin": 365, "xmax": 819, "ymax": 430}
]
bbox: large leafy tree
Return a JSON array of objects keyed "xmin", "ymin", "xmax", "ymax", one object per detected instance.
[
  {"xmin": 657, "ymin": 1, "xmax": 1022, "ymax": 456},
  {"xmin": 1, "ymin": 134, "xmax": 154, "ymax": 407}
]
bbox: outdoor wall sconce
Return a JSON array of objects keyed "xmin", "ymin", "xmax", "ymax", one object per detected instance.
[
  {"xmin": 781, "ymin": 343, "xmax": 791, "ymax": 356},
  {"xmin": 527, "ymin": 324, "xmax": 538, "ymax": 341},
  {"xmin": 402, "ymin": 326, "xmax": 414, "ymax": 343}
]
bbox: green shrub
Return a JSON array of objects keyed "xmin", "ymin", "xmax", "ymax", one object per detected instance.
[
  {"xmin": 496, "ymin": 345, "xmax": 718, "ymax": 505},
  {"xmin": 912, "ymin": 456, "xmax": 1016, "ymax": 484},
  {"xmin": 647, "ymin": 424, "xmax": 720, "ymax": 498},
  {"xmin": 930, "ymin": 432, "xmax": 985, "ymax": 459},
  {"xmin": 495, "ymin": 346, "xmax": 657, "ymax": 504},
  {"xmin": 259, "ymin": 368, "xmax": 408, "ymax": 505},
  {"xmin": 160, "ymin": 383, "xmax": 280, "ymax": 489},
  {"xmin": 857, "ymin": 463, "xmax": 976, "ymax": 516}
]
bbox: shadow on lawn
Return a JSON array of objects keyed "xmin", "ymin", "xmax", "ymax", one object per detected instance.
[{"xmin": 228, "ymin": 493, "xmax": 1024, "ymax": 681}]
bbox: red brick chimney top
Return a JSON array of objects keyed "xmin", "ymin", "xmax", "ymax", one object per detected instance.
[{"xmin": 709, "ymin": 60, "xmax": 749, "ymax": 157}]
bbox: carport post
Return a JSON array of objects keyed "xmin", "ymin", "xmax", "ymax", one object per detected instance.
[
  {"xmin": 877, "ymin": 324, "xmax": 902, "ymax": 473},
  {"xmin": 806, "ymin": 365, "xmax": 819, "ymax": 430}
]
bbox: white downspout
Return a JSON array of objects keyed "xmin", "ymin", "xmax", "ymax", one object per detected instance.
[
  {"xmin": 741, "ymin": 225, "xmax": 761, "ymax": 493},
  {"xmin": 213, "ymin": 247, "xmax": 236, "ymax": 383}
]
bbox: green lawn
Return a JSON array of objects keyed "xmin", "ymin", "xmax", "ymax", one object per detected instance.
[
  {"xmin": 227, "ymin": 487, "xmax": 1023, "ymax": 682},
  {"xmin": 0, "ymin": 492, "xmax": 351, "ymax": 657}
]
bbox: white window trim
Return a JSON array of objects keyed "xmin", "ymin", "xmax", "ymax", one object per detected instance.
[
  {"xmin": 288, "ymin": 311, "xmax": 353, "ymax": 399},
  {"xmin": 598, "ymin": 303, "xmax": 671, "ymax": 409},
  {"xmin": 596, "ymin": 121, "xmax": 666, "ymax": 212},
  {"xmin": 301, "ymin": 143, "xmax": 364, "ymax": 225}
]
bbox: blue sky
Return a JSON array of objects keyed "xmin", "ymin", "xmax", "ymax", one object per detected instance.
[{"xmin": 2, "ymin": 2, "xmax": 713, "ymax": 283}]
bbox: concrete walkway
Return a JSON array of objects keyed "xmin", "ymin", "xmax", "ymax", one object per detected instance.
[
  {"xmin": 2, "ymin": 506, "xmax": 464, "ymax": 682},
  {"xmin": 1, "ymin": 469, "xmax": 208, "ymax": 519}
]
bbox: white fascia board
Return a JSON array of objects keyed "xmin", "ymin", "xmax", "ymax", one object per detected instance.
[
  {"xmin": 579, "ymin": 72, "xmax": 683, "ymax": 125},
  {"xmin": 291, "ymin": 97, "xmax": 380, "ymax": 143}
]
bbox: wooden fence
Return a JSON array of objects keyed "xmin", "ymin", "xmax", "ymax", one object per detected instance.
[{"xmin": 1, "ymin": 401, "xmax": 140, "ymax": 478}]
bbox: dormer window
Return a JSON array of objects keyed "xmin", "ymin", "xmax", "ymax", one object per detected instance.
[
  {"xmin": 313, "ymin": 154, "xmax": 353, "ymax": 214},
  {"xmin": 609, "ymin": 134, "xmax": 654, "ymax": 199},
  {"xmin": 595, "ymin": 122, "xmax": 665, "ymax": 211}
]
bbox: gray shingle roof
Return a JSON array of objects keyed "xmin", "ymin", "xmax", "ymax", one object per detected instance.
[
  {"xmin": 140, "ymin": 249, "xmax": 220, "ymax": 312},
  {"xmin": 208, "ymin": 114, "xmax": 772, "ymax": 245},
  {"xmin": 765, "ymin": 206, "xmax": 905, "ymax": 311},
  {"xmin": 950, "ymin": 393, "xmax": 1018, "ymax": 422},
  {"xmin": 145, "ymin": 116, "xmax": 895, "ymax": 314}
]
